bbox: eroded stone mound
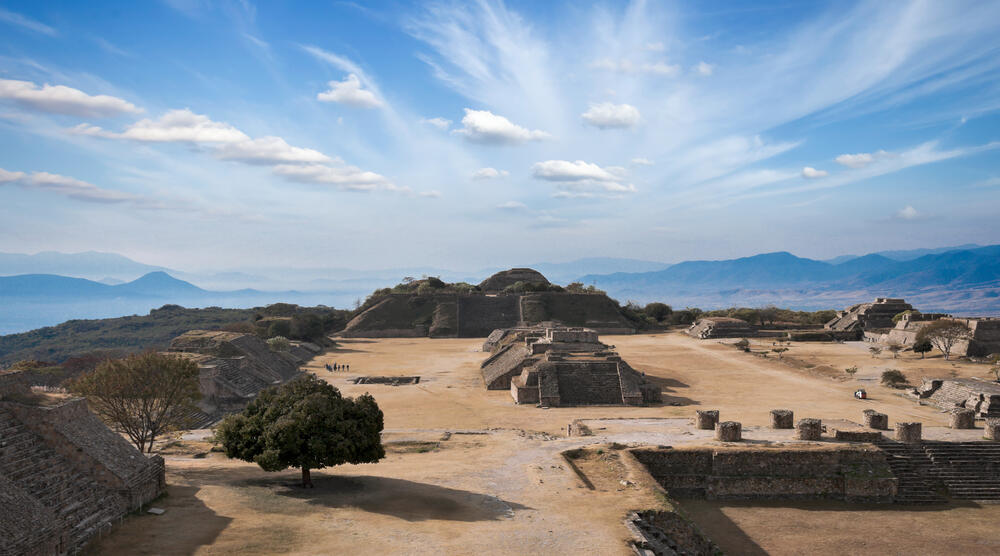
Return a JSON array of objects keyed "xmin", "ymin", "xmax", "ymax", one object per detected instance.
[
  {"xmin": 686, "ymin": 317, "xmax": 755, "ymax": 339},
  {"xmin": 825, "ymin": 297, "xmax": 913, "ymax": 332},
  {"xmin": 478, "ymin": 267, "xmax": 549, "ymax": 292}
]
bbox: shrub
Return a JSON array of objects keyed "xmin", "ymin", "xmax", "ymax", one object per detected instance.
[
  {"xmin": 881, "ymin": 369, "xmax": 907, "ymax": 388},
  {"xmin": 267, "ymin": 336, "xmax": 290, "ymax": 352}
]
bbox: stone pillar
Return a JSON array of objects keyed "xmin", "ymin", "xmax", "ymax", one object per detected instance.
[
  {"xmin": 863, "ymin": 409, "xmax": 889, "ymax": 430},
  {"xmin": 715, "ymin": 421, "xmax": 742, "ymax": 442},
  {"xmin": 985, "ymin": 419, "xmax": 1000, "ymax": 441},
  {"xmin": 696, "ymin": 410, "xmax": 719, "ymax": 430},
  {"xmin": 770, "ymin": 409, "xmax": 794, "ymax": 429},
  {"xmin": 796, "ymin": 418, "xmax": 822, "ymax": 440},
  {"xmin": 950, "ymin": 409, "xmax": 976, "ymax": 430},
  {"xmin": 895, "ymin": 422, "xmax": 922, "ymax": 444}
]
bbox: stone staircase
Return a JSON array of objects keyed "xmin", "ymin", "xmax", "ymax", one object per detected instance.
[
  {"xmin": 876, "ymin": 441, "xmax": 947, "ymax": 504},
  {"xmin": 923, "ymin": 442, "xmax": 1000, "ymax": 501},
  {"xmin": 0, "ymin": 408, "xmax": 125, "ymax": 552}
]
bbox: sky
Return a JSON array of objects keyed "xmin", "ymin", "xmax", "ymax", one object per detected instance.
[{"xmin": 0, "ymin": 0, "xmax": 999, "ymax": 272}]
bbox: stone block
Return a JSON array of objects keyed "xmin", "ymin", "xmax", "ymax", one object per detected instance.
[
  {"xmin": 985, "ymin": 419, "xmax": 1000, "ymax": 441},
  {"xmin": 715, "ymin": 421, "xmax": 742, "ymax": 442},
  {"xmin": 796, "ymin": 418, "xmax": 822, "ymax": 440},
  {"xmin": 895, "ymin": 422, "xmax": 922, "ymax": 444},
  {"xmin": 770, "ymin": 409, "xmax": 794, "ymax": 429},
  {"xmin": 950, "ymin": 409, "xmax": 976, "ymax": 429},
  {"xmin": 863, "ymin": 409, "xmax": 888, "ymax": 430},
  {"xmin": 696, "ymin": 410, "xmax": 719, "ymax": 430}
]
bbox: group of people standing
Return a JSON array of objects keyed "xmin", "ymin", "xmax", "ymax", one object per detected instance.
[{"xmin": 325, "ymin": 362, "xmax": 350, "ymax": 372}]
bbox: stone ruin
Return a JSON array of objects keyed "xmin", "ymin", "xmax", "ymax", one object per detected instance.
[
  {"xmin": 0, "ymin": 370, "xmax": 165, "ymax": 555},
  {"xmin": 915, "ymin": 378, "xmax": 1000, "ymax": 419},
  {"xmin": 878, "ymin": 314, "xmax": 1000, "ymax": 358},
  {"xmin": 161, "ymin": 330, "xmax": 316, "ymax": 425},
  {"xmin": 477, "ymin": 267, "xmax": 550, "ymax": 292},
  {"xmin": 480, "ymin": 326, "xmax": 660, "ymax": 406},
  {"xmin": 825, "ymin": 297, "xmax": 913, "ymax": 334},
  {"xmin": 685, "ymin": 317, "xmax": 755, "ymax": 339}
]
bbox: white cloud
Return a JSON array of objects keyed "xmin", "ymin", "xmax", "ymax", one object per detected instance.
[
  {"xmin": 472, "ymin": 167, "xmax": 509, "ymax": 180},
  {"xmin": 630, "ymin": 157, "xmax": 654, "ymax": 166},
  {"xmin": 532, "ymin": 160, "xmax": 635, "ymax": 197},
  {"xmin": 317, "ymin": 74, "xmax": 383, "ymax": 109},
  {"xmin": 453, "ymin": 109, "xmax": 549, "ymax": 144},
  {"xmin": 896, "ymin": 205, "xmax": 919, "ymax": 220},
  {"xmin": 272, "ymin": 163, "xmax": 390, "ymax": 191},
  {"xmin": 497, "ymin": 200, "xmax": 526, "ymax": 210},
  {"xmin": 972, "ymin": 176, "xmax": 1000, "ymax": 188},
  {"xmin": 0, "ymin": 8, "xmax": 57, "ymax": 36},
  {"xmin": 104, "ymin": 109, "xmax": 250, "ymax": 143},
  {"xmin": 0, "ymin": 168, "xmax": 26, "ymax": 182},
  {"xmin": 801, "ymin": 166, "xmax": 828, "ymax": 178},
  {"xmin": 420, "ymin": 117, "xmax": 451, "ymax": 130},
  {"xmin": 590, "ymin": 58, "xmax": 680, "ymax": 76},
  {"xmin": 214, "ymin": 136, "xmax": 331, "ymax": 165},
  {"xmin": 695, "ymin": 61, "xmax": 714, "ymax": 76},
  {"xmin": 0, "ymin": 167, "xmax": 139, "ymax": 204},
  {"xmin": 0, "ymin": 79, "xmax": 141, "ymax": 117},
  {"xmin": 835, "ymin": 150, "xmax": 889, "ymax": 168},
  {"xmin": 581, "ymin": 102, "xmax": 640, "ymax": 129}
]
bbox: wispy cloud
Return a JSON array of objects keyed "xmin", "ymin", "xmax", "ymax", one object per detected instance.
[
  {"xmin": 0, "ymin": 7, "xmax": 57, "ymax": 36},
  {"xmin": 0, "ymin": 79, "xmax": 141, "ymax": 117}
]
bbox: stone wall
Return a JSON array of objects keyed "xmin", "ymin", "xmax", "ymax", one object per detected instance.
[
  {"xmin": 917, "ymin": 378, "xmax": 1000, "ymax": 418},
  {"xmin": 630, "ymin": 446, "xmax": 896, "ymax": 502},
  {"xmin": 456, "ymin": 295, "xmax": 520, "ymax": 337}
]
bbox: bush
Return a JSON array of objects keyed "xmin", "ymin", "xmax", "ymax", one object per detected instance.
[
  {"xmin": 267, "ymin": 336, "xmax": 290, "ymax": 352},
  {"xmin": 881, "ymin": 369, "xmax": 908, "ymax": 388},
  {"xmin": 267, "ymin": 320, "xmax": 292, "ymax": 338},
  {"xmin": 644, "ymin": 302, "xmax": 672, "ymax": 322}
]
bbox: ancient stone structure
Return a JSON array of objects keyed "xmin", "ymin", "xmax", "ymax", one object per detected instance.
[
  {"xmin": 771, "ymin": 409, "xmax": 794, "ymax": 429},
  {"xmin": 685, "ymin": 317, "xmax": 755, "ymax": 339},
  {"xmin": 0, "ymin": 371, "xmax": 165, "ymax": 555},
  {"xmin": 797, "ymin": 418, "xmax": 823, "ymax": 440},
  {"xmin": 951, "ymin": 409, "xmax": 976, "ymax": 429},
  {"xmin": 915, "ymin": 378, "xmax": 1000, "ymax": 419},
  {"xmin": 630, "ymin": 445, "xmax": 895, "ymax": 502},
  {"xmin": 162, "ymin": 330, "xmax": 312, "ymax": 424},
  {"xmin": 825, "ymin": 298, "xmax": 914, "ymax": 334},
  {"xmin": 478, "ymin": 268, "xmax": 550, "ymax": 292},
  {"xmin": 878, "ymin": 314, "xmax": 1000, "ymax": 357},
  {"xmin": 498, "ymin": 328, "xmax": 659, "ymax": 407},
  {"xmin": 340, "ymin": 269, "xmax": 637, "ymax": 338},
  {"xmin": 896, "ymin": 422, "xmax": 922, "ymax": 443},
  {"xmin": 715, "ymin": 421, "xmax": 742, "ymax": 441},
  {"xmin": 833, "ymin": 429, "xmax": 882, "ymax": 442},
  {"xmin": 696, "ymin": 410, "xmax": 719, "ymax": 430},
  {"xmin": 863, "ymin": 409, "xmax": 889, "ymax": 430},
  {"xmin": 625, "ymin": 510, "xmax": 720, "ymax": 556},
  {"xmin": 880, "ymin": 440, "xmax": 1000, "ymax": 502},
  {"xmin": 986, "ymin": 419, "xmax": 1000, "ymax": 441}
]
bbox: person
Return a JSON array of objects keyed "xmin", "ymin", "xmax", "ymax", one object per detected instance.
[{"xmin": 325, "ymin": 363, "xmax": 331, "ymax": 371}]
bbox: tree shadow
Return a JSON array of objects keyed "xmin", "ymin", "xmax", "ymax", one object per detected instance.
[
  {"xmin": 644, "ymin": 376, "xmax": 699, "ymax": 406},
  {"xmin": 242, "ymin": 474, "xmax": 533, "ymax": 522}
]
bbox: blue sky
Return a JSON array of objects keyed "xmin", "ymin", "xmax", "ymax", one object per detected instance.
[{"xmin": 0, "ymin": 0, "xmax": 998, "ymax": 271}]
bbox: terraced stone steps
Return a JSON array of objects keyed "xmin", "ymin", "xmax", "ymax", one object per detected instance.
[
  {"xmin": 876, "ymin": 441, "xmax": 947, "ymax": 504},
  {"xmin": 923, "ymin": 442, "xmax": 1000, "ymax": 501}
]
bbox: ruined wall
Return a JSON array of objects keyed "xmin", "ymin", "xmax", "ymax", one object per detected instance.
[
  {"xmin": 480, "ymin": 343, "xmax": 535, "ymax": 389},
  {"xmin": 542, "ymin": 361, "xmax": 625, "ymax": 406},
  {"xmin": 630, "ymin": 446, "xmax": 895, "ymax": 502},
  {"xmin": 456, "ymin": 295, "xmax": 520, "ymax": 337}
]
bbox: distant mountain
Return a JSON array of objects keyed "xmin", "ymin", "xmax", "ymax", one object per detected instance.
[
  {"xmin": 116, "ymin": 271, "xmax": 205, "ymax": 296},
  {"xmin": 823, "ymin": 244, "xmax": 983, "ymax": 264},
  {"xmin": 0, "ymin": 251, "xmax": 171, "ymax": 281}
]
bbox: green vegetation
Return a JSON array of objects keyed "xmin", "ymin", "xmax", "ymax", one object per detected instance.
[
  {"xmin": 916, "ymin": 319, "xmax": 973, "ymax": 361},
  {"xmin": 892, "ymin": 310, "xmax": 919, "ymax": 324},
  {"xmin": 0, "ymin": 303, "xmax": 352, "ymax": 368},
  {"xmin": 701, "ymin": 306, "xmax": 836, "ymax": 326},
  {"xmin": 845, "ymin": 366, "xmax": 859, "ymax": 378},
  {"xmin": 913, "ymin": 339, "xmax": 933, "ymax": 358},
  {"xmin": 216, "ymin": 375, "xmax": 384, "ymax": 488},
  {"xmin": 266, "ymin": 336, "xmax": 291, "ymax": 352},
  {"xmin": 69, "ymin": 352, "xmax": 201, "ymax": 453},
  {"xmin": 880, "ymin": 369, "xmax": 908, "ymax": 388}
]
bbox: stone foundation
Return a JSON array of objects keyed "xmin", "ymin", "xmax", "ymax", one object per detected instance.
[
  {"xmin": 863, "ymin": 409, "xmax": 888, "ymax": 430},
  {"xmin": 896, "ymin": 422, "xmax": 922, "ymax": 443},
  {"xmin": 985, "ymin": 419, "xmax": 1000, "ymax": 441},
  {"xmin": 950, "ymin": 409, "xmax": 976, "ymax": 429},
  {"xmin": 715, "ymin": 421, "xmax": 742, "ymax": 442},
  {"xmin": 771, "ymin": 409, "xmax": 794, "ymax": 429},
  {"xmin": 796, "ymin": 418, "xmax": 822, "ymax": 440},
  {"xmin": 696, "ymin": 410, "xmax": 719, "ymax": 430}
]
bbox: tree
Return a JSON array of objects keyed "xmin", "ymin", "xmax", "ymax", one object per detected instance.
[
  {"xmin": 70, "ymin": 352, "xmax": 201, "ymax": 453},
  {"xmin": 267, "ymin": 336, "xmax": 291, "ymax": 352},
  {"xmin": 913, "ymin": 340, "xmax": 933, "ymax": 359},
  {"xmin": 881, "ymin": 369, "xmax": 907, "ymax": 388},
  {"xmin": 845, "ymin": 366, "xmax": 859, "ymax": 378},
  {"xmin": 734, "ymin": 338, "xmax": 750, "ymax": 351},
  {"xmin": 216, "ymin": 375, "xmax": 384, "ymax": 488},
  {"xmin": 869, "ymin": 346, "xmax": 882, "ymax": 359},
  {"xmin": 267, "ymin": 319, "xmax": 292, "ymax": 338},
  {"xmin": 644, "ymin": 302, "xmax": 673, "ymax": 322},
  {"xmin": 886, "ymin": 342, "xmax": 903, "ymax": 359},
  {"xmin": 772, "ymin": 347, "xmax": 789, "ymax": 359},
  {"xmin": 759, "ymin": 305, "xmax": 779, "ymax": 326},
  {"xmin": 916, "ymin": 320, "xmax": 972, "ymax": 361}
]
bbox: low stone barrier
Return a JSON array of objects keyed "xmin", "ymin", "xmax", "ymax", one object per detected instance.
[
  {"xmin": 715, "ymin": 421, "xmax": 742, "ymax": 442},
  {"xmin": 796, "ymin": 418, "xmax": 822, "ymax": 440},
  {"xmin": 834, "ymin": 429, "xmax": 882, "ymax": 442},
  {"xmin": 863, "ymin": 409, "xmax": 888, "ymax": 430},
  {"xmin": 771, "ymin": 409, "xmax": 794, "ymax": 429},
  {"xmin": 896, "ymin": 422, "xmax": 922, "ymax": 444},
  {"xmin": 950, "ymin": 409, "xmax": 976, "ymax": 430},
  {"xmin": 696, "ymin": 410, "xmax": 719, "ymax": 430},
  {"xmin": 985, "ymin": 419, "xmax": 1000, "ymax": 441}
]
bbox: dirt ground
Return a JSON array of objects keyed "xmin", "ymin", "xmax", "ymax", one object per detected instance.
[{"xmin": 88, "ymin": 332, "xmax": 1000, "ymax": 555}]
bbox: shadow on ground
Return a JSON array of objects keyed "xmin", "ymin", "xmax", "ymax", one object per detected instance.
[
  {"xmin": 644, "ymin": 376, "xmax": 699, "ymax": 406},
  {"xmin": 242, "ymin": 474, "xmax": 533, "ymax": 522}
]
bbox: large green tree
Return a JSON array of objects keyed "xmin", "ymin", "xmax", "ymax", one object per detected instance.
[
  {"xmin": 216, "ymin": 375, "xmax": 384, "ymax": 487},
  {"xmin": 70, "ymin": 352, "xmax": 201, "ymax": 453}
]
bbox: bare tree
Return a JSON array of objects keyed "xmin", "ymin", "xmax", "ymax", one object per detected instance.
[
  {"xmin": 869, "ymin": 346, "xmax": 882, "ymax": 359},
  {"xmin": 916, "ymin": 320, "xmax": 972, "ymax": 361},
  {"xmin": 886, "ymin": 342, "xmax": 903, "ymax": 359},
  {"xmin": 70, "ymin": 352, "xmax": 201, "ymax": 453}
]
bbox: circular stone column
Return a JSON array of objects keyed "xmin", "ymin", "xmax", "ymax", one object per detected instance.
[
  {"xmin": 696, "ymin": 410, "xmax": 720, "ymax": 430},
  {"xmin": 950, "ymin": 409, "xmax": 976, "ymax": 430},
  {"xmin": 985, "ymin": 419, "xmax": 1000, "ymax": 441},
  {"xmin": 715, "ymin": 421, "xmax": 742, "ymax": 442},
  {"xmin": 796, "ymin": 418, "xmax": 822, "ymax": 440},
  {"xmin": 895, "ymin": 422, "xmax": 922, "ymax": 443},
  {"xmin": 863, "ymin": 409, "xmax": 889, "ymax": 430},
  {"xmin": 770, "ymin": 409, "xmax": 794, "ymax": 429}
]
